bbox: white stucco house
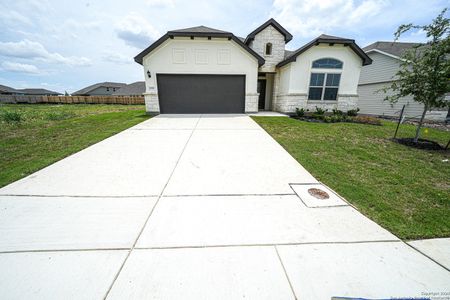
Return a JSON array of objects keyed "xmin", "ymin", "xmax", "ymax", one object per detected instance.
[{"xmin": 134, "ymin": 19, "xmax": 372, "ymax": 114}]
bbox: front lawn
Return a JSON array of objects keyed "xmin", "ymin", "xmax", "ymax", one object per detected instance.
[
  {"xmin": 253, "ymin": 116, "xmax": 450, "ymax": 240},
  {"xmin": 0, "ymin": 104, "xmax": 149, "ymax": 188}
]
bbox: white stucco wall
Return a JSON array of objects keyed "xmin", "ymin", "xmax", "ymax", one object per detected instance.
[
  {"xmin": 248, "ymin": 25, "xmax": 286, "ymax": 72},
  {"xmin": 141, "ymin": 37, "xmax": 259, "ymax": 113},
  {"xmin": 274, "ymin": 43, "xmax": 363, "ymax": 113}
]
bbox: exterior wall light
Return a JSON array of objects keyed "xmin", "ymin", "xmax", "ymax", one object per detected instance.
[{"xmin": 147, "ymin": 70, "xmax": 151, "ymax": 78}]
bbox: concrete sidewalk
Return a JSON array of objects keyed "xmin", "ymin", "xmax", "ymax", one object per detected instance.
[{"xmin": 0, "ymin": 114, "xmax": 449, "ymax": 299}]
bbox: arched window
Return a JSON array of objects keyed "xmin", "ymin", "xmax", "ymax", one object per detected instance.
[
  {"xmin": 312, "ymin": 58, "xmax": 343, "ymax": 69},
  {"xmin": 265, "ymin": 43, "xmax": 272, "ymax": 55}
]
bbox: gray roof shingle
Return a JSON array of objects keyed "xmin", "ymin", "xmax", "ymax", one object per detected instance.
[
  {"xmin": 16, "ymin": 88, "xmax": 61, "ymax": 95},
  {"xmin": 363, "ymin": 41, "xmax": 423, "ymax": 58},
  {"xmin": 169, "ymin": 25, "xmax": 231, "ymax": 34},
  {"xmin": 0, "ymin": 84, "xmax": 18, "ymax": 94},
  {"xmin": 72, "ymin": 82, "xmax": 126, "ymax": 95},
  {"xmin": 112, "ymin": 81, "xmax": 145, "ymax": 96}
]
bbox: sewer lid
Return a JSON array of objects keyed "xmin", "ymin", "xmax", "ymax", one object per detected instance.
[{"xmin": 308, "ymin": 188, "xmax": 330, "ymax": 200}]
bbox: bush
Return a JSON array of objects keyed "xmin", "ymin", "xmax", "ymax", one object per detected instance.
[
  {"xmin": 1, "ymin": 111, "xmax": 22, "ymax": 123},
  {"xmin": 351, "ymin": 115, "xmax": 382, "ymax": 126},
  {"xmin": 332, "ymin": 109, "xmax": 344, "ymax": 116},
  {"xmin": 314, "ymin": 106, "xmax": 327, "ymax": 115},
  {"xmin": 295, "ymin": 107, "xmax": 305, "ymax": 117},
  {"xmin": 347, "ymin": 108, "xmax": 360, "ymax": 116}
]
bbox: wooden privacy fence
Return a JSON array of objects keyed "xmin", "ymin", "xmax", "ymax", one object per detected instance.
[{"xmin": 0, "ymin": 95, "xmax": 145, "ymax": 105}]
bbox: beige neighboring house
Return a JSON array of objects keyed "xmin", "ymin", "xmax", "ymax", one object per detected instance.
[
  {"xmin": 72, "ymin": 82, "xmax": 126, "ymax": 96},
  {"xmin": 358, "ymin": 41, "xmax": 449, "ymax": 122},
  {"xmin": 134, "ymin": 18, "xmax": 371, "ymax": 114}
]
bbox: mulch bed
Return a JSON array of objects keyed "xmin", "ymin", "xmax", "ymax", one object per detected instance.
[{"xmin": 394, "ymin": 138, "xmax": 447, "ymax": 150}]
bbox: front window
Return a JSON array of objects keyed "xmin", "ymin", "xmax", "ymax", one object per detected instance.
[
  {"xmin": 308, "ymin": 73, "xmax": 341, "ymax": 101},
  {"xmin": 265, "ymin": 43, "xmax": 272, "ymax": 55}
]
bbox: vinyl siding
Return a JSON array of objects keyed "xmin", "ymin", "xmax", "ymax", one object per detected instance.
[
  {"xmin": 358, "ymin": 82, "xmax": 447, "ymax": 121},
  {"xmin": 359, "ymin": 52, "xmax": 400, "ymax": 85}
]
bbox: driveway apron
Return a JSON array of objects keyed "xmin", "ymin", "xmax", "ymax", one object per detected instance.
[{"xmin": 0, "ymin": 114, "xmax": 448, "ymax": 299}]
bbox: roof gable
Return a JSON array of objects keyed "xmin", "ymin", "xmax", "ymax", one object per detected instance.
[
  {"xmin": 134, "ymin": 27, "xmax": 265, "ymax": 66},
  {"xmin": 277, "ymin": 35, "xmax": 372, "ymax": 68},
  {"xmin": 244, "ymin": 18, "xmax": 293, "ymax": 44}
]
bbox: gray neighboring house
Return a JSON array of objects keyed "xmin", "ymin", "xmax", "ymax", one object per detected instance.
[
  {"xmin": 72, "ymin": 82, "xmax": 126, "ymax": 96},
  {"xmin": 0, "ymin": 84, "xmax": 19, "ymax": 95},
  {"xmin": 1, "ymin": 85, "xmax": 60, "ymax": 95},
  {"xmin": 112, "ymin": 81, "xmax": 145, "ymax": 96},
  {"xmin": 358, "ymin": 41, "xmax": 449, "ymax": 121},
  {"xmin": 15, "ymin": 88, "xmax": 61, "ymax": 95}
]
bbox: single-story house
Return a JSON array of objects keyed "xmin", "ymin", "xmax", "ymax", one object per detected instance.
[
  {"xmin": 134, "ymin": 18, "xmax": 372, "ymax": 114},
  {"xmin": 0, "ymin": 84, "xmax": 19, "ymax": 95},
  {"xmin": 112, "ymin": 81, "xmax": 145, "ymax": 96},
  {"xmin": 15, "ymin": 88, "xmax": 61, "ymax": 96},
  {"xmin": 72, "ymin": 82, "xmax": 126, "ymax": 96},
  {"xmin": 0, "ymin": 84, "xmax": 60, "ymax": 95},
  {"xmin": 358, "ymin": 41, "xmax": 449, "ymax": 121}
]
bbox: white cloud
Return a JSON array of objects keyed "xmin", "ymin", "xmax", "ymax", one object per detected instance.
[
  {"xmin": 146, "ymin": 0, "xmax": 175, "ymax": 7},
  {"xmin": 0, "ymin": 62, "xmax": 42, "ymax": 74},
  {"xmin": 0, "ymin": 39, "xmax": 92, "ymax": 66},
  {"xmin": 271, "ymin": 0, "xmax": 388, "ymax": 38},
  {"xmin": 101, "ymin": 51, "xmax": 133, "ymax": 64},
  {"xmin": 115, "ymin": 13, "xmax": 161, "ymax": 48}
]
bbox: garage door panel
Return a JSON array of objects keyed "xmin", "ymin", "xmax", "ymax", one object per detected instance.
[{"xmin": 157, "ymin": 74, "xmax": 245, "ymax": 113}]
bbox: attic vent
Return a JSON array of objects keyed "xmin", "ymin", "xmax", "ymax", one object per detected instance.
[{"xmin": 265, "ymin": 43, "xmax": 272, "ymax": 55}]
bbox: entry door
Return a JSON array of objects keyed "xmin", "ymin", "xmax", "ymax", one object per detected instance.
[
  {"xmin": 157, "ymin": 74, "xmax": 245, "ymax": 114},
  {"xmin": 257, "ymin": 79, "xmax": 266, "ymax": 110}
]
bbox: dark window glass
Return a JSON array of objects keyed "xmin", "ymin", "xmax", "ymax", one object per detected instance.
[
  {"xmin": 326, "ymin": 73, "xmax": 341, "ymax": 86},
  {"xmin": 310, "ymin": 73, "xmax": 325, "ymax": 86},
  {"xmin": 312, "ymin": 58, "xmax": 343, "ymax": 69},
  {"xmin": 265, "ymin": 43, "xmax": 272, "ymax": 55},
  {"xmin": 308, "ymin": 87, "xmax": 323, "ymax": 100},
  {"xmin": 323, "ymin": 88, "xmax": 338, "ymax": 100}
]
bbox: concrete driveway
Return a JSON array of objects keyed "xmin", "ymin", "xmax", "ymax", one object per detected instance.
[{"xmin": 0, "ymin": 114, "xmax": 449, "ymax": 299}]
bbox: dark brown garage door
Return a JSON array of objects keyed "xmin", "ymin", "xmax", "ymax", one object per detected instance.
[{"xmin": 157, "ymin": 74, "xmax": 245, "ymax": 113}]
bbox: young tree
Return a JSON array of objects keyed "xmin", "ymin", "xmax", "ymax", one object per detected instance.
[{"xmin": 384, "ymin": 8, "xmax": 450, "ymax": 143}]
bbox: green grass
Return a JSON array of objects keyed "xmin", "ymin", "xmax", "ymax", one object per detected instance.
[
  {"xmin": 253, "ymin": 116, "xmax": 450, "ymax": 240},
  {"xmin": 0, "ymin": 104, "xmax": 150, "ymax": 188}
]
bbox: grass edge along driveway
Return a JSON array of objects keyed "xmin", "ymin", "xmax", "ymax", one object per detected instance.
[
  {"xmin": 0, "ymin": 104, "xmax": 150, "ymax": 188},
  {"xmin": 252, "ymin": 116, "xmax": 450, "ymax": 240}
]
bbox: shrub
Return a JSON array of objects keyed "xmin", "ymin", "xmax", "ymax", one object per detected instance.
[
  {"xmin": 1, "ymin": 111, "xmax": 22, "ymax": 123},
  {"xmin": 295, "ymin": 107, "xmax": 305, "ymax": 117},
  {"xmin": 351, "ymin": 116, "xmax": 382, "ymax": 126},
  {"xmin": 332, "ymin": 109, "xmax": 344, "ymax": 116},
  {"xmin": 347, "ymin": 108, "xmax": 360, "ymax": 116},
  {"xmin": 314, "ymin": 106, "xmax": 327, "ymax": 115}
]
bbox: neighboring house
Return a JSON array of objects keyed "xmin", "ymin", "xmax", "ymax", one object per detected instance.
[
  {"xmin": 15, "ymin": 88, "xmax": 61, "ymax": 96},
  {"xmin": 72, "ymin": 82, "xmax": 126, "ymax": 96},
  {"xmin": 134, "ymin": 18, "xmax": 371, "ymax": 114},
  {"xmin": 358, "ymin": 41, "xmax": 448, "ymax": 121},
  {"xmin": 0, "ymin": 85, "xmax": 60, "ymax": 95},
  {"xmin": 112, "ymin": 81, "xmax": 145, "ymax": 96},
  {"xmin": 0, "ymin": 84, "xmax": 19, "ymax": 95}
]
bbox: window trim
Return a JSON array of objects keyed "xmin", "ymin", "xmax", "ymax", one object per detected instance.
[
  {"xmin": 308, "ymin": 72, "xmax": 341, "ymax": 101},
  {"xmin": 265, "ymin": 43, "xmax": 272, "ymax": 56}
]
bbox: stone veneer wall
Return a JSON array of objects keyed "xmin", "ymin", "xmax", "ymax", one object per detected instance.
[
  {"xmin": 144, "ymin": 93, "xmax": 160, "ymax": 113},
  {"xmin": 249, "ymin": 25, "xmax": 286, "ymax": 72},
  {"xmin": 144, "ymin": 92, "xmax": 259, "ymax": 113},
  {"xmin": 273, "ymin": 94, "xmax": 359, "ymax": 114}
]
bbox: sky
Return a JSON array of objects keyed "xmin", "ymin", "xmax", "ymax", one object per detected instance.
[{"xmin": 0, "ymin": 0, "xmax": 448, "ymax": 93}]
